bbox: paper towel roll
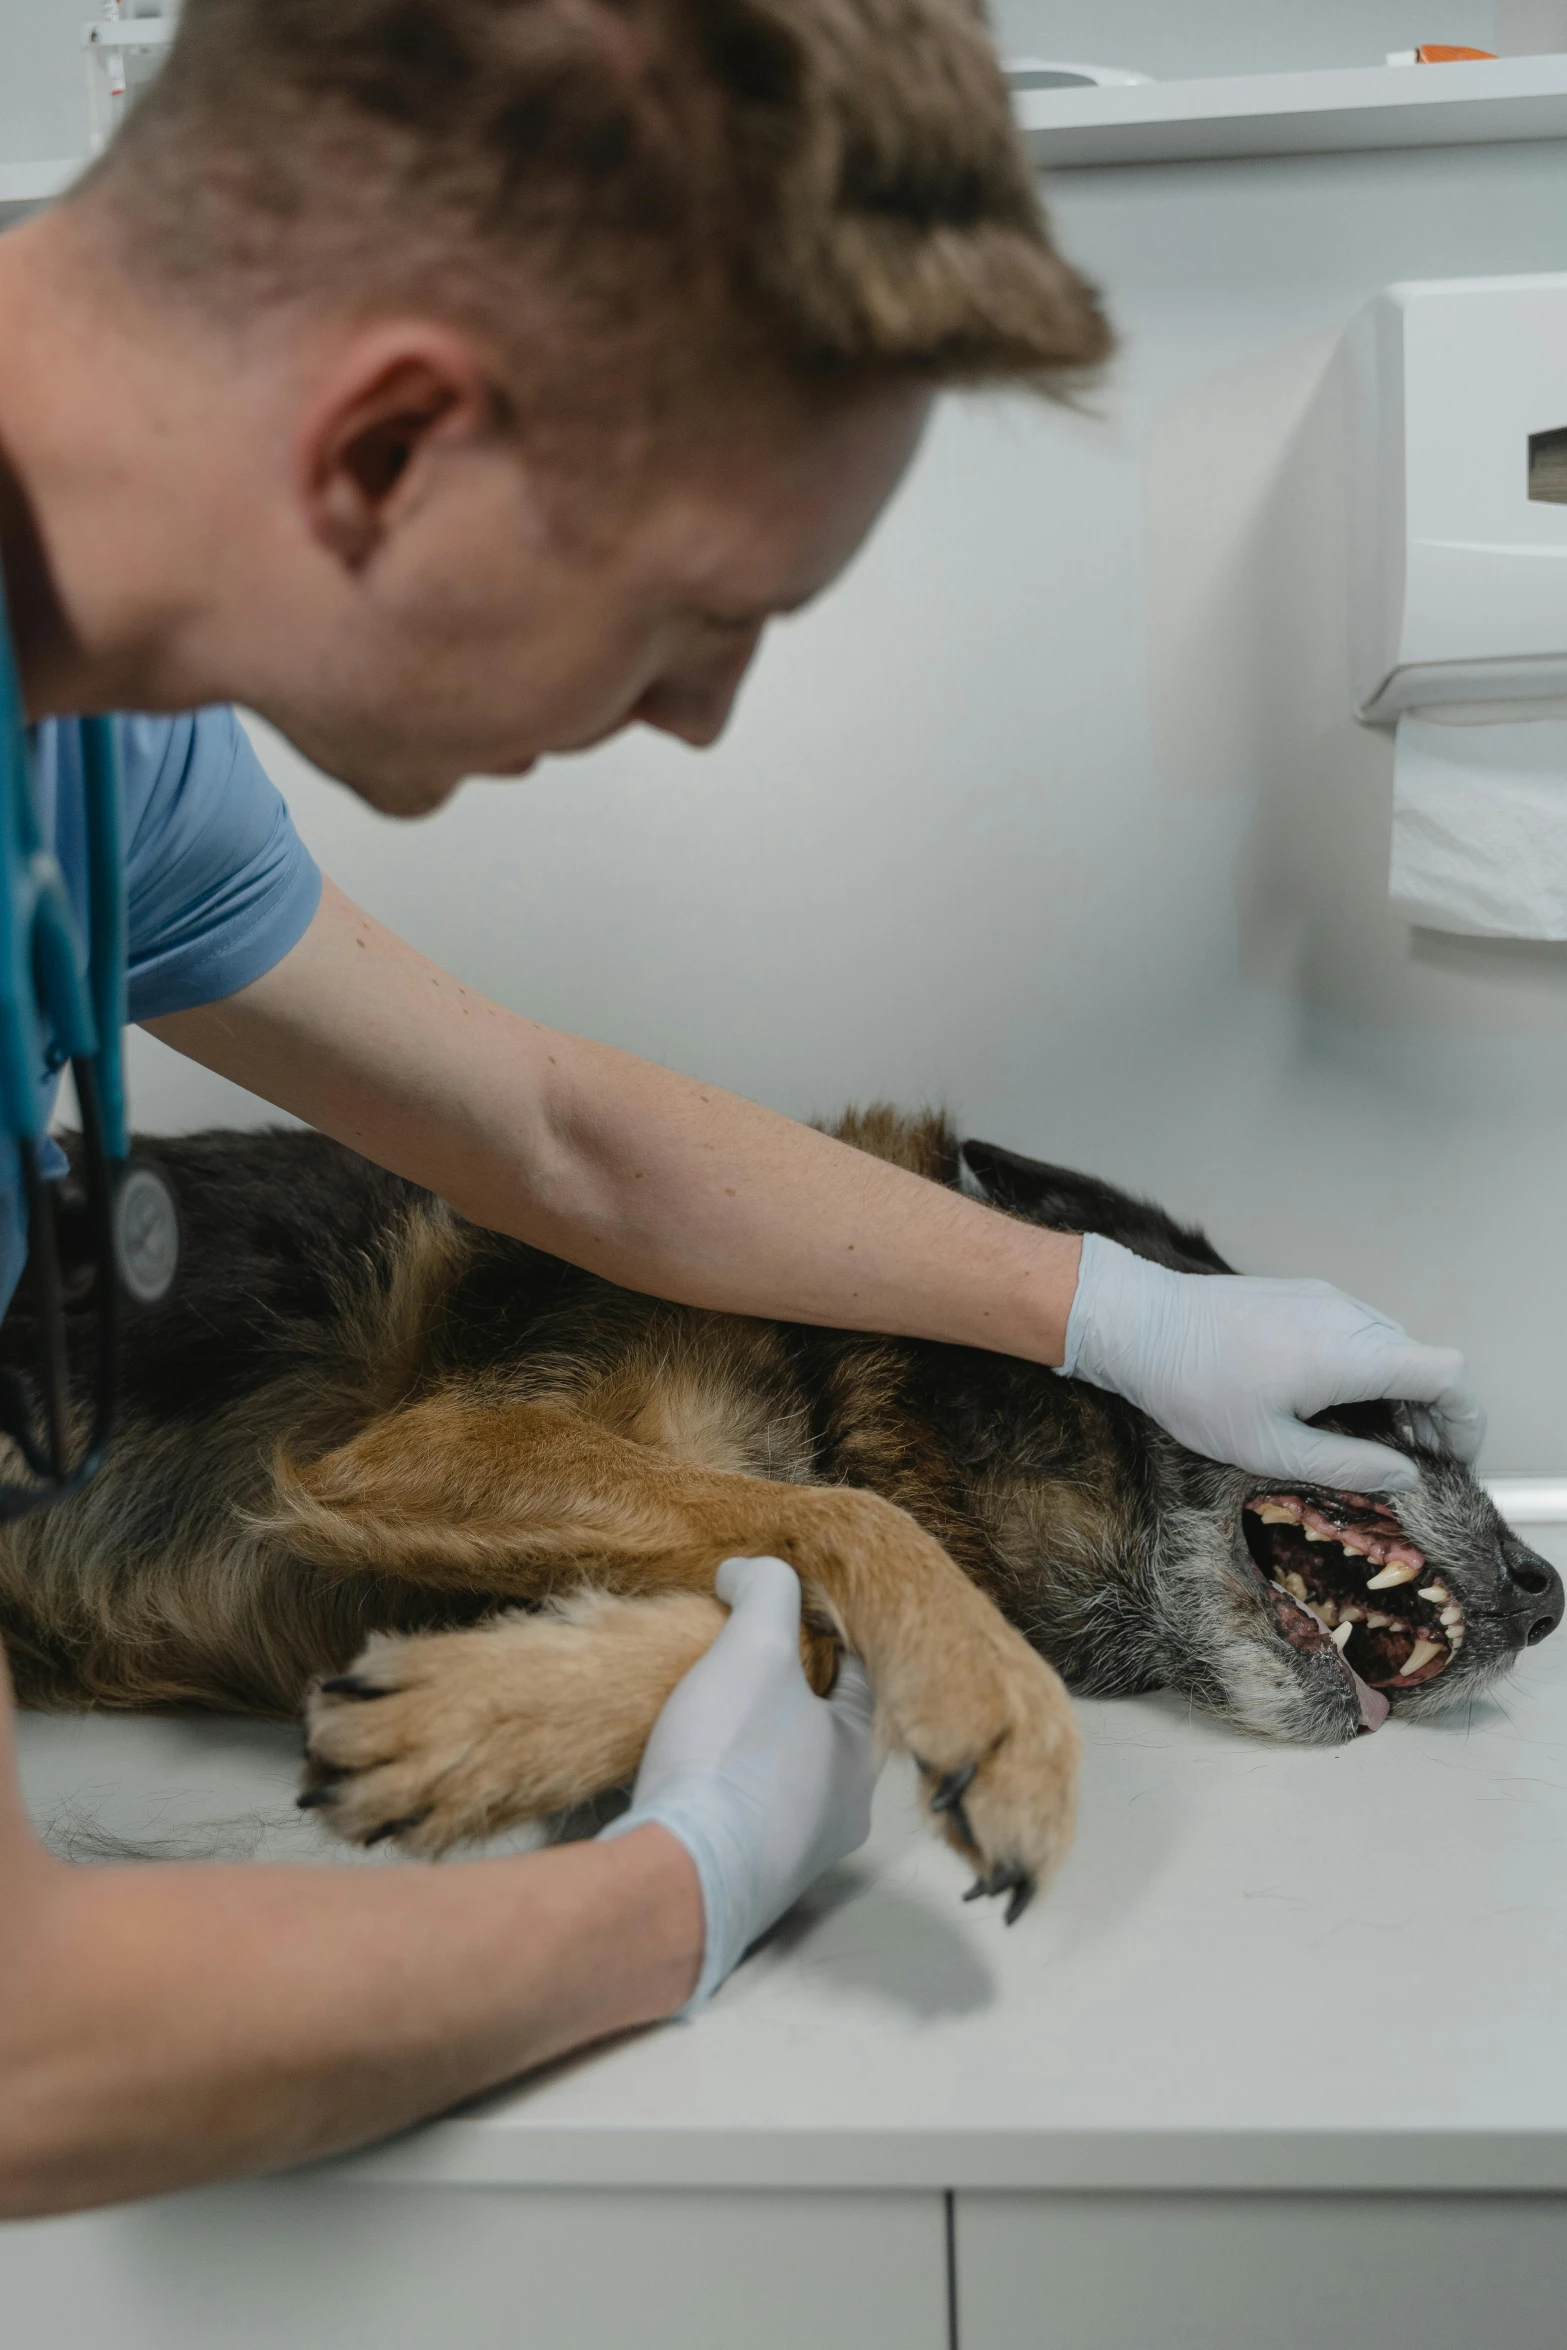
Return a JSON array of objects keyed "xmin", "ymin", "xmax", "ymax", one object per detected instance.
[{"xmin": 1389, "ymin": 715, "xmax": 1567, "ymax": 938}]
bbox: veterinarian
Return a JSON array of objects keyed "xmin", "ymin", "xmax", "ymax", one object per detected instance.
[{"xmin": 0, "ymin": 0, "xmax": 1486, "ymax": 2218}]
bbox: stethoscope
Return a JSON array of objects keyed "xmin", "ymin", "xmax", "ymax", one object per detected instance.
[{"xmin": 0, "ymin": 565, "xmax": 178, "ymax": 1519}]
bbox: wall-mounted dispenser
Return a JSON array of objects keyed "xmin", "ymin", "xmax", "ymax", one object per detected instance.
[{"xmin": 1347, "ymin": 274, "xmax": 1567, "ymax": 936}]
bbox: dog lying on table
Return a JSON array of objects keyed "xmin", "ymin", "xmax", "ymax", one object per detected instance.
[{"xmin": 0, "ymin": 1107, "xmax": 1558, "ymax": 1924}]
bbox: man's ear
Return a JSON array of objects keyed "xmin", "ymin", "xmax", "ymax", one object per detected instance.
[{"xmin": 298, "ymin": 326, "xmax": 498, "ymax": 573}]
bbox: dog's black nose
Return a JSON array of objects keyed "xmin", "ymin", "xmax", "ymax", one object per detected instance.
[{"xmin": 1504, "ymin": 1542, "xmax": 1565, "ymax": 1645}]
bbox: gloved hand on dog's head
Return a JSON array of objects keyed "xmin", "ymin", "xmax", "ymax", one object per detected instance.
[
  {"xmin": 1059, "ymin": 1233, "xmax": 1485, "ymax": 1492},
  {"xmin": 600, "ymin": 1556, "xmax": 878, "ymax": 2013}
]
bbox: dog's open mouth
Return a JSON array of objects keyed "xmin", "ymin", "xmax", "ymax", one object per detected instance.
[{"xmin": 1242, "ymin": 1492, "xmax": 1465, "ymax": 1732}]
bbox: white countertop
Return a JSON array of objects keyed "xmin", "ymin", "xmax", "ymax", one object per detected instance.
[{"xmin": 18, "ymin": 1521, "xmax": 1567, "ymax": 2197}]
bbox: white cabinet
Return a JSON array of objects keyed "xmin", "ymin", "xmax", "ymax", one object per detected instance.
[
  {"xmin": 0, "ymin": 2182, "xmax": 948, "ymax": 2350},
  {"xmin": 955, "ymin": 2191, "xmax": 1567, "ymax": 2350}
]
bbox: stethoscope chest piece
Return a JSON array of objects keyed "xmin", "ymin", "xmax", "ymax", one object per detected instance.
[{"xmin": 111, "ymin": 1159, "xmax": 179, "ymax": 1307}]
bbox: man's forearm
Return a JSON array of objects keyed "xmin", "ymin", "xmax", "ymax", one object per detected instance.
[
  {"xmin": 0, "ymin": 1825, "xmax": 700, "ymax": 2218},
  {"xmin": 149, "ymin": 879, "xmax": 1082, "ymax": 1363}
]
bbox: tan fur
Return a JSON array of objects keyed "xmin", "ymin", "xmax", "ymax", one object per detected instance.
[
  {"xmin": 305, "ymin": 1591, "xmax": 731, "ymax": 1854},
  {"xmin": 280, "ymin": 1391, "xmax": 1080, "ymax": 1888}
]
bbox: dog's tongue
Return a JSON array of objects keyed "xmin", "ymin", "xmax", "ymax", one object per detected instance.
[{"xmin": 1352, "ymin": 1666, "xmax": 1390, "ymax": 1733}]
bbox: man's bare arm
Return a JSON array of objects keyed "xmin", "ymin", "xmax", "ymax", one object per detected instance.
[
  {"xmin": 0, "ymin": 1661, "xmax": 702, "ymax": 2219},
  {"xmin": 147, "ymin": 878, "xmax": 1083, "ymax": 1363}
]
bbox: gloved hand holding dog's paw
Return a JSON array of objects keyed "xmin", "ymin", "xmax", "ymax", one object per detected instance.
[
  {"xmin": 1058, "ymin": 1234, "xmax": 1485, "ymax": 1492},
  {"xmin": 600, "ymin": 1556, "xmax": 878, "ymax": 2013}
]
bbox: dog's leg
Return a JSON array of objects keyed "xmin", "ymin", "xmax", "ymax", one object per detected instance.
[
  {"xmin": 301, "ymin": 1589, "xmax": 730, "ymax": 1855},
  {"xmin": 274, "ymin": 1393, "xmax": 1080, "ymax": 1902}
]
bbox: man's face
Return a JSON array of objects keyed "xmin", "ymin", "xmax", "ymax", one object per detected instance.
[{"xmin": 268, "ymin": 377, "xmax": 930, "ymax": 814}]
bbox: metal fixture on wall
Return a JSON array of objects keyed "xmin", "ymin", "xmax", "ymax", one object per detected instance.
[{"xmin": 83, "ymin": 4, "xmax": 177, "ymax": 156}]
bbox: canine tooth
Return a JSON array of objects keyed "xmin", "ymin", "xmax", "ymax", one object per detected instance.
[
  {"xmin": 1331, "ymin": 1622, "xmax": 1354, "ymax": 1649},
  {"xmin": 1367, "ymin": 1561, "xmax": 1419, "ymax": 1589},
  {"xmin": 1400, "ymin": 1639, "xmax": 1442, "ymax": 1677}
]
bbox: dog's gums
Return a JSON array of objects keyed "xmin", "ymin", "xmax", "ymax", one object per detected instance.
[{"xmin": 1242, "ymin": 1488, "xmax": 1556, "ymax": 1733}]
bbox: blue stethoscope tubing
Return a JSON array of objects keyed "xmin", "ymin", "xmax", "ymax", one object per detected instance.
[
  {"xmin": 0, "ymin": 562, "xmax": 171, "ymax": 1512},
  {"xmin": 0, "ymin": 588, "xmax": 128, "ymax": 1164}
]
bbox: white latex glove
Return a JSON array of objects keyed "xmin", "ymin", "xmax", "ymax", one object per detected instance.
[
  {"xmin": 600, "ymin": 1557, "xmax": 878, "ymax": 2014},
  {"xmin": 1059, "ymin": 1233, "xmax": 1485, "ymax": 1491}
]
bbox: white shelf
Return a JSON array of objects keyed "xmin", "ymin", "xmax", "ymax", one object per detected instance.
[
  {"xmin": 0, "ymin": 159, "xmax": 81, "ymax": 204},
  {"xmin": 1011, "ymin": 54, "xmax": 1567, "ymax": 169}
]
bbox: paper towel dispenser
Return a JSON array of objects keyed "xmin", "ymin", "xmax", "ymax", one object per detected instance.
[{"xmin": 1347, "ymin": 273, "xmax": 1567, "ymax": 723}]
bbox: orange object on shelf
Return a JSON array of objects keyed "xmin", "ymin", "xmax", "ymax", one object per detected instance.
[{"xmin": 1415, "ymin": 43, "xmax": 1497, "ymax": 59}]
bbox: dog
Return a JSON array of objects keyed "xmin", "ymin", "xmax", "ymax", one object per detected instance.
[{"xmin": 0, "ymin": 1107, "xmax": 1558, "ymax": 1922}]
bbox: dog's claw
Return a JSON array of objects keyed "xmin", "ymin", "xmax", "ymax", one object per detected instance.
[
  {"xmin": 1003, "ymin": 1873, "xmax": 1036, "ymax": 1926},
  {"xmin": 928, "ymin": 1760, "xmax": 979, "ymax": 1815},
  {"xmin": 318, "ymin": 1674, "xmax": 388, "ymax": 1701},
  {"xmin": 297, "ymin": 1761, "xmax": 349, "ymax": 1809},
  {"xmin": 960, "ymin": 1858, "xmax": 1035, "ymax": 1920},
  {"xmin": 362, "ymin": 1810, "xmax": 430, "ymax": 1848}
]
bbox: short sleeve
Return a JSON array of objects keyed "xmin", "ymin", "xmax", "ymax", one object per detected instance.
[{"xmin": 113, "ymin": 710, "xmax": 323, "ymax": 1022}]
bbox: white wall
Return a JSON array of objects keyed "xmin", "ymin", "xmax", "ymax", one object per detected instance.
[
  {"xmin": 0, "ymin": 0, "xmax": 96, "ymax": 164},
  {"xmin": 8, "ymin": 6, "xmax": 1567, "ymax": 1465}
]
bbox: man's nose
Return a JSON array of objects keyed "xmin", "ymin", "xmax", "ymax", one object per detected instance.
[{"xmin": 634, "ymin": 631, "xmax": 763, "ymax": 748}]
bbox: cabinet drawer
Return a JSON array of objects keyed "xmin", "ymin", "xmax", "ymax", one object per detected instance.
[
  {"xmin": 1, "ymin": 2181, "xmax": 948, "ymax": 2350},
  {"xmin": 956, "ymin": 2189, "xmax": 1567, "ymax": 2350}
]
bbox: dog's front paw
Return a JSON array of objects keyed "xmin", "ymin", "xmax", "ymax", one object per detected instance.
[
  {"xmin": 300, "ymin": 1626, "xmax": 523, "ymax": 1856},
  {"xmin": 899, "ymin": 1621, "xmax": 1081, "ymax": 1922},
  {"xmin": 298, "ymin": 1593, "xmax": 720, "ymax": 1855}
]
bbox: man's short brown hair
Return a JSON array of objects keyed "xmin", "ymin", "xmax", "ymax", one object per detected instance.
[{"xmin": 94, "ymin": 0, "xmax": 1107, "ymax": 407}]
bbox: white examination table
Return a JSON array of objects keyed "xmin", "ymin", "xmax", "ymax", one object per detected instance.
[{"xmin": 4, "ymin": 1518, "xmax": 1567, "ymax": 2350}]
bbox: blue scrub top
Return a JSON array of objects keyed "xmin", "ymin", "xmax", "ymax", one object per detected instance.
[{"xmin": 1, "ymin": 708, "xmax": 322, "ymax": 1314}]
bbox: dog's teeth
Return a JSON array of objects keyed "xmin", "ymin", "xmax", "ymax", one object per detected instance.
[
  {"xmin": 1424, "ymin": 1581, "xmax": 1451, "ymax": 1602},
  {"xmin": 1440, "ymin": 1604, "xmax": 1463, "ymax": 1627},
  {"xmin": 1285, "ymin": 1572, "xmax": 1309, "ymax": 1600},
  {"xmin": 1400, "ymin": 1639, "xmax": 1442, "ymax": 1677},
  {"xmin": 1304, "ymin": 1528, "xmax": 1331, "ymax": 1543},
  {"xmin": 1367, "ymin": 1611, "xmax": 1391, "ymax": 1629},
  {"xmin": 1338, "ymin": 1604, "xmax": 1365, "ymax": 1623},
  {"xmin": 1331, "ymin": 1622, "xmax": 1354, "ymax": 1649},
  {"xmin": 1255, "ymin": 1504, "xmax": 1296, "ymax": 1524},
  {"xmin": 1340, "ymin": 1535, "xmax": 1368, "ymax": 1558},
  {"xmin": 1367, "ymin": 1561, "xmax": 1419, "ymax": 1589}
]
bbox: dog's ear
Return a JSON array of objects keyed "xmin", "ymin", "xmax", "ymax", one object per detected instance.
[
  {"xmin": 961, "ymin": 1138, "xmax": 1084, "ymax": 1220},
  {"xmin": 960, "ymin": 1138, "xmax": 1235, "ymax": 1276}
]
